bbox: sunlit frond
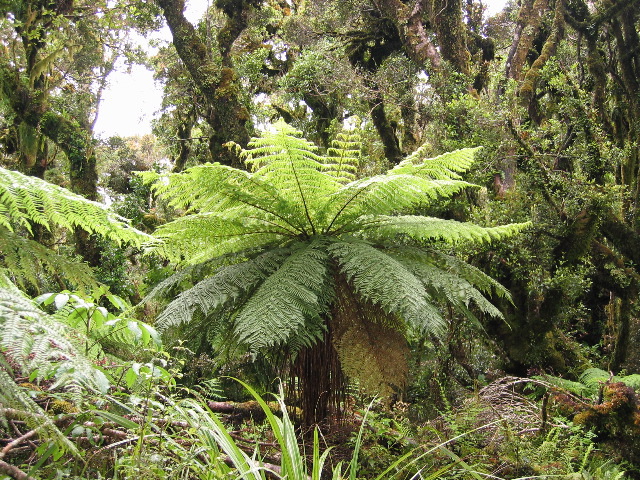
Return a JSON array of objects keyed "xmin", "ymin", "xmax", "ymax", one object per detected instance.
[{"xmin": 0, "ymin": 166, "xmax": 149, "ymax": 246}]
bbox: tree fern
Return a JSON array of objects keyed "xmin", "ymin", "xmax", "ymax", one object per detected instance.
[
  {"xmin": 143, "ymin": 121, "xmax": 529, "ymax": 420},
  {"xmin": 389, "ymin": 248, "xmax": 504, "ymax": 322}
]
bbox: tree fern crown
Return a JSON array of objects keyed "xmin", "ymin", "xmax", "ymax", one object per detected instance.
[{"xmin": 143, "ymin": 121, "xmax": 529, "ymax": 394}]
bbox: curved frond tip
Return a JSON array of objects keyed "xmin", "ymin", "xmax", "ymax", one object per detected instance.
[{"xmin": 0, "ymin": 167, "xmax": 150, "ymax": 247}]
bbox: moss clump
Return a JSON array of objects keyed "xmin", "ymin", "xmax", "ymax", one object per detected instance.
[{"xmin": 50, "ymin": 399, "xmax": 79, "ymax": 414}]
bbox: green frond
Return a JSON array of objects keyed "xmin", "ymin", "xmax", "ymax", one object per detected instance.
[
  {"xmin": 579, "ymin": 368, "xmax": 611, "ymax": 387},
  {"xmin": 142, "ymin": 164, "xmax": 289, "ymax": 220},
  {"xmin": 243, "ymin": 121, "xmax": 322, "ymax": 170},
  {"xmin": 0, "ymin": 166, "xmax": 149, "ymax": 247},
  {"xmin": 540, "ymin": 374, "xmax": 594, "ymax": 397},
  {"xmin": 328, "ymin": 239, "xmax": 446, "ymax": 335},
  {"xmin": 149, "ymin": 209, "xmax": 290, "ymax": 264},
  {"xmin": 425, "ymin": 249, "xmax": 512, "ymax": 299},
  {"xmin": 325, "ymin": 130, "xmax": 361, "ymax": 183},
  {"xmin": 156, "ymin": 248, "xmax": 291, "ymax": 331},
  {"xmin": 241, "ymin": 121, "xmax": 342, "ymax": 233},
  {"xmin": 392, "ymin": 147, "xmax": 481, "ymax": 180},
  {"xmin": 618, "ymin": 374, "xmax": 640, "ymax": 390},
  {"xmin": 322, "ymin": 176, "xmax": 477, "ymax": 233},
  {"xmin": 541, "ymin": 368, "xmax": 640, "ymax": 400},
  {"xmin": 359, "ymin": 215, "xmax": 531, "ymax": 246},
  {"xmin": 142, "ymin": 255, "xmax": 235, "ymax": 305},
  {"xmin": 234, "ymin": 239, "xmax": 333, "ymax": 350},
  {"xmin": 0, "ymin": 226, "xmax": 97, "ymax": 289},
  {"xmin": 388, "ymin": 249, "xmax": 503, "ymax": 321}
]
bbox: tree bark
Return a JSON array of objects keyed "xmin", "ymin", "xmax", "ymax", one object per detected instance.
[
  {"xmin": 0, "ymin": 65, "xmax": 102, "ymax": 265},
  {"xmin": 156, "ymin": 0, "xmax": 253, "ymax": 168},
  {"xmin": 519, "ymin": 0, "xmax": 566, "ymax": 119},
  {"xmin": 375, "ymin": 0, "xmax": 442, "ymax": 69},
  {"xmin": 506, "ymin": 0, "xmax": 549, "ymax": 81},
  {"xmin": 428, "ymin": 0, "xmax": 470, "ymax": 75}
]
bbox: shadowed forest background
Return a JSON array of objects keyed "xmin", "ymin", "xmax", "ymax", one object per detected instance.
[{"xmin": 2, "ymin": 0, "xmax": 640, "ymax": 478}]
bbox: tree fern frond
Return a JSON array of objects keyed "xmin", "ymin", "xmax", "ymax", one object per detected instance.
[
  {"xmin": 141, "ymin": 164, "xmax": 294, "ymax": 224},
  {"xmin": 392, "ymin": 147, "xmax": 481, "ymax": 180},
  {"xmin": 325, "ymin": 130, "xmax": 361, "ymax": 184},
  {"xmin": 322, "ymin": 176, "xmax": 476, "ymax": 232},
  {"xmin": 148, "ymin": 209, "xmax": 291, "ymax": 264},
  {"xmin": 0, "ymin": 227, "xmax": 97, "ymax": 289},
  {"xmin": 243, "ymin": 121, "xmax": 322, "ymax": 170},
  {"xmin": 328, "ymin": 239, "xmax": 446, "ymax": 335},
  {"xmin": 156, "ymin": 248, "xmax": 291, "ymax": 331},
  {"xmin": 141, "ymin": 247, "xmax": 271, "ymax": 306},
  {"xmin": 358, "ymin": 215, "xmax": 531, "ymax": 246},
  {"xmin": 234, "ymin": 239, "xmax": 333, "ymax": 350},
  {"xmin": 142, "ymin": 265, "xmax": 200, "ymax": 304},
  {"xmin": 388, "ymin": 250, "xmax": 503, "ymax": 320},
  {"xmin": 424, "ymin": 249, "xmax": 512, "ymax": 299},
  {"xmin": 0, "ymin": 166, "xmax": 150, "ymax": 247},
  {"xmin": 241, "ymin": 121, "xmax": 342, "ymax": 233}
]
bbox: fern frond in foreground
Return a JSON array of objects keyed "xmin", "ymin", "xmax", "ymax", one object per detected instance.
[
  {"xmin": 143, "ymin": 121, "xmax": 530, "ymax": 423},
  {"xmin": 0, "ymin": 166, "xmax": 151, "ymax": 287},
  {"xmin": 0, "ymin": 167, "xmax": 149, "ymax": 246},
  {"xmin": 0, "ymin": 286, "xmax": 110, "ymax": 394},
  {"xmin": 0, "ymin": 283, "xmax": 111, "ymax": 473}
]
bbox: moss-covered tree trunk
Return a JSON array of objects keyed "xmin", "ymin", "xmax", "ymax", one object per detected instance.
[
  {"xmin": 0, "ymin": 66, "xmax": 102, "ymax": 266},
  {"xmin": 518, "ymin": 0, "xmax": 566, "ymax": 121},
  {"xmin": 428, "ymin": 0, "xmax": 470, "ymax": 75},
  {"xmin": 156, "ymin": 0, "xmax": 254, "ymax": 168},
  {"xmin": 376, "ymin": 0, "xmax": 442, "ymax": 68}
]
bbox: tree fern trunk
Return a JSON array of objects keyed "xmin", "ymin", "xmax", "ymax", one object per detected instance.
[{"xmin": 290, "ymin": 327, "xmax": 345, "ymax": 426}]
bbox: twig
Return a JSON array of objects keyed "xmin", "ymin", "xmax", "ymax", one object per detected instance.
[
  {"xmin": 0, "ymin": 429, "xmax": 38, "ymax": 459},
  {"xmin": 0, "ymin": 459, "xmax": 36, "ymax": 480}
]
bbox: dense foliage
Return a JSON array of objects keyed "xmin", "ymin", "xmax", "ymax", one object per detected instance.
[{"xmin": 1, "ymin": 0, "xmax": 640, "ymax": 478}]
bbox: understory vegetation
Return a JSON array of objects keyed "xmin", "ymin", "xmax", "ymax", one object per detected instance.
[{"xmin": 2, "ymin": 0, "xmax": 640, "ymax": 478}]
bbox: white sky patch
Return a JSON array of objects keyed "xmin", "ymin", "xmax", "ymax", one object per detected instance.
[
  {"xmin": 93, "ymin": 1, "xmax": 210, "ymax": 139},
  {"xmin": 483, "ymin": 0, "xmax": 509, "ymax": 16}
]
